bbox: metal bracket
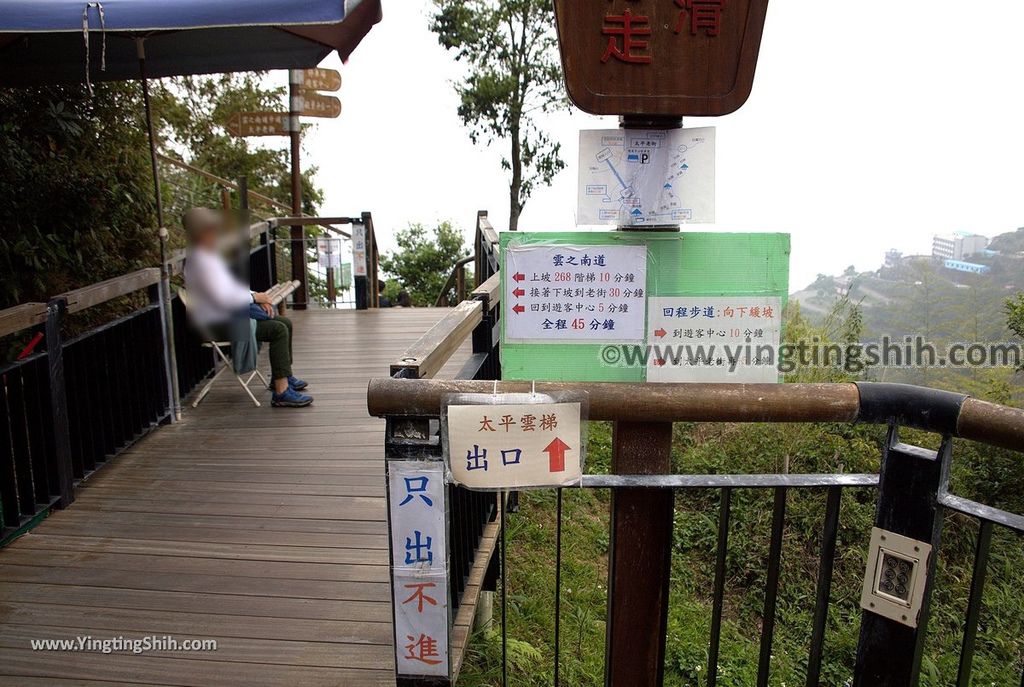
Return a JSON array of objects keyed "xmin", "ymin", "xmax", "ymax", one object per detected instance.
[{"xmin": 860, "ymin": 527, "xmax": 932, "ymax": 628}]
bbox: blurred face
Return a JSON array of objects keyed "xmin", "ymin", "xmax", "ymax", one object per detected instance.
[{"xmin": 184, "ymin": 208, "xmax": 225, "ymax": 249}]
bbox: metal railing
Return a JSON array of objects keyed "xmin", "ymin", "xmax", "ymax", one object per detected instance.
[{"xmin": 368, "ymin": 213, "xmax": 1024, "ymax": 686}]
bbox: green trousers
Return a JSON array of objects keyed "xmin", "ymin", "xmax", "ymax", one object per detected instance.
[
  {"xmin": 213, "ymin": 316, "xmax": 294, "ymax": 380},
  {"xmin": 256, "ymin": 316, "xmax": 294, "ymax": 380}
]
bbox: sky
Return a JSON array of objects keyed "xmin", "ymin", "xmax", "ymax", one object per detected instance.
[{"xmin": 291, "ymin": 0, "xmax": 1024, "ymax": 290}]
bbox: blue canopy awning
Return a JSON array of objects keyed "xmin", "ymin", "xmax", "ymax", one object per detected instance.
[{"xmin": 0, "ymin": 0, "xmax": 381, "ymax": 86}]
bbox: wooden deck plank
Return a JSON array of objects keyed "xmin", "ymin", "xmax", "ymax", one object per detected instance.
[{"xmin": 0, "ymin": 308, "xmax": 472, "ymax": 686}]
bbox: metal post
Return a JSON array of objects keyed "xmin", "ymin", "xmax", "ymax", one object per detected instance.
[
  {"xmin": 44, "ymin": 298, "xmax": 74, "ymax": 508},
  {"xmin": 853, "ymin": 427, "xmax": 948, "ymax": 686},
  {"xmin": 137, "ymin": 38, "xmax": 180, "ymax": 421},
  {"xmin": 288, "ymin": 71, "xmax": 308, "ymax": 309},
  {"xmin": 605, "ymin": 421, "xmax": 674, "ymax": 687}
]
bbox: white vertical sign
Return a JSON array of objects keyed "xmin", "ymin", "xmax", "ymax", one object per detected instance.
[
  {"xmin": 352, "ymin": 223, "xmax": 368, "ymax": 277},
  {"xmin": 388, "ymin": 460, "xmax": 449, "ymax": 678}
]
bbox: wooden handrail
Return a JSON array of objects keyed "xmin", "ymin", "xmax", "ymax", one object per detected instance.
[
  {"xmin": 434, "ymin": 255, "xmax": 474, "ymax": 307},
  {"xmin": 0, "ymin": 303, "xmax": 48, "ymax": 338},
  {"xmin": 390, "ymin": 300, "xmax": 483, "ymax": 379},
  {"xmin": 60, "ymin": 268, "xmax": 161, "ymax": 314},
  {"xmin": 472, "ymin": 272, "xmax": 501, "ymax": 305},
  {"xmin": 367, "ymin": 379, "xmax": 1024, "ymax": 452}
]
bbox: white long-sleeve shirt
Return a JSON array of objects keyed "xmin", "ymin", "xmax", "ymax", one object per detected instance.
[{"xmin": 183, "ymin": 247, "xmax": 253, "ymax": 326}]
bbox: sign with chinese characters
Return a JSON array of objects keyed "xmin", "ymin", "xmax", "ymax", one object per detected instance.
[
  {"xmin": 646, "ymin": 296, "xmax": 782, "ymax": 382},
  {"xmin": 351, "ymin": 223, "xmax": 368, "ymax": 277},
  {"xmin": 553, "ymin": 0, "xmax": 770, "ymax": 116},
  {"xmin": 297, "ymin": 90, "xmax": 342, "ymax": 119},
  {"xmin": 503, "ymin": 244, "xmax": 647, "ymax": 343},
  {"xmin": 225, "ymin": 111, "xmax": 289, "ymax": 137},
  {"xmin": 316, "ymin": 237, "xmax": 341, "ymax": 270},
  {"xmin": 446, "ymin": 403, "xmax": 583, "ymax": 490},
  {"xmin": 499, "ymin": 232, "xmax": 790, "ymax": 383},
  {"xmin": 388, "ymin": 460, "xmax": 449, "ymax": 678},
  {"xmin": 295, "ymin": 67, "xmax": 342, "ymax": 92},
  {"xmin": 578, "ymin": 127, "xmax": 715, "ymax": 226}
]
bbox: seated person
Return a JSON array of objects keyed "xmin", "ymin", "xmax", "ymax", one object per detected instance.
[
  {"xmin": 182, "ymin": 207, "xmax": 312, "ymax": 408},
  {"xmin": 378, "ymin": 279, "xmax": 392, "ymax": 307}
]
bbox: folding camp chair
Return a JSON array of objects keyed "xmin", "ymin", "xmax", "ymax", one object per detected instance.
[{"xmin": 177, "ymin": 288, "xmax": 268, "ymax": 408}]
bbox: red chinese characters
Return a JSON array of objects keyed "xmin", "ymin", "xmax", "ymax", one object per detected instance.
[
  {"xmin": 601, "ymin": 8, "xmax": 652, "ymax": 64},
  {"xmin": 600, "ymin": 1, "xmax": 727, "ymax": 66},
  {"xmin": 674, "ymin": 0, "xmax": 727, "ymax": 37}
]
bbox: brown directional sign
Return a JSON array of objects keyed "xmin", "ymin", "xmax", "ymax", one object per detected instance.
[
  {"xmin": 225, "ymin": 111, "xmax": 290, "ymax": 137},
  {"xmin": 298, "ymin": 90, "xmax": 342, "ymax": 119},
  {"xmin": 299, "ymin": 68, "xmax": 342, "ymax": 92},
  {"xmin": 553, "ymin": 0, "xmax": 770, "ymax": 117}
]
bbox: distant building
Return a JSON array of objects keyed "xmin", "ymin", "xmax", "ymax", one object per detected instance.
[
  {"xmin": 942, "ymin": 259, "xmax": 990, "ymax": 275},
  {"xmin": 932, "ymin": 231, "xmax": 989, "ymax": 261},
  {"xmin": 884, "ymin": 249, "xmax": 902, "ymax": 268}
]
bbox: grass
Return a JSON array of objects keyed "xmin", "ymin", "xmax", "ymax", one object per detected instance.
[{"xmin": 459, "ymin": 421, "xmax": 1024, "ymax": 686}]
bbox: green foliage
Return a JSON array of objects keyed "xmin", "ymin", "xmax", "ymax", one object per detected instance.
[
  {"xmin": 378, "ymin": 221, "xmax": 470, "ymax": 306},
  {"xmin": 431, "ymin": 0, "xmax": 568, "ymax": 230},
  {"xmin": 0, "ymin": 84, "xmax": 156, "ymax": 308},
  {"xmin": 1007, "ymin": 293, "xmax": 1024, "ymax": 371},
  {"xmin": 155, "ymin": 73, "xmax": 323, "ymax": 226}
]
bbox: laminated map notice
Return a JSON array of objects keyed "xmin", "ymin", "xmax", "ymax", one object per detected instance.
[{"xmin": 577, "ymin": 127, "xmax": 715, "ymax": 226}]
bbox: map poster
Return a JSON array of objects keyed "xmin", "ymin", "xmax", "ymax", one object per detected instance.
[
  {"xmin": 504, "ymin": 243, "xmax": 647, "ymax": 343},
  {"xmin": 577, "ymin": 127, "xmax": 715, "ymax": 226},
  {"xmin": 645, "ymin": 296, "xmax": 783, "ymax": 383}
]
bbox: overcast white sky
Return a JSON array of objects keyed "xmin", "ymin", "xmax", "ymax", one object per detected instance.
[{"xmin": 290, "ymin": 0, "xmax": 1024, "ymax": 290}]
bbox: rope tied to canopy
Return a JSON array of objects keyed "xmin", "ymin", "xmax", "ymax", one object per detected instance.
[{"xmin": 81, "ymin": 2, "xmax": 106, "ymax": 96}]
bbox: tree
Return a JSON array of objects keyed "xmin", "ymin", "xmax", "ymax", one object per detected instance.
[
  {"xmin": 431, "ymin": 0, "xmax": 567, "ymax": 231},
  {"xmin": 379, "ymin": 222, "xmax": 470, "ymax": 306},
  {"xmin": 1007, "ymin": 293, "xmax": 1024, "ymax": 372},
  {"xmin": 0, "ymin": 83, "xmax": 156, "ymax": 309}
]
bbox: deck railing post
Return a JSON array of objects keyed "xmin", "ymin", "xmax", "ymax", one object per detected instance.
[
  {"xmin": 44, "ymin": 298, "xmax": 75, "ymax": 508},
  {"xmin": 605, "ymin": 421, "xmax": 674, "ymax": 687},
  {"xmin": 384, "ymin": 376, "xmax": 454, "ymax": 686},
  {"xmin": 853, "ymin": 426, "xmax": 949, "ymax": 686}
]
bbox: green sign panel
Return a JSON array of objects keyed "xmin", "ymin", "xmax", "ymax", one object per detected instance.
[{"xmin": 499, "ymin": 231, "xmax": 790, "ymax": 382}]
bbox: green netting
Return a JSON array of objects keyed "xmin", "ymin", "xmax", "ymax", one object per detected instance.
[{"xmin": 499, "ymin": 231, "xmax": 791, "ymax": 382}]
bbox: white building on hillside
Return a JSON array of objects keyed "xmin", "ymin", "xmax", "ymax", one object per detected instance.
[{"xmin": 932, "ymin": 231, "xmax": 989, "ymax": 261}]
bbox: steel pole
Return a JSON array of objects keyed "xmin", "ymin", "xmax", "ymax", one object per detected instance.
[{"xmin": 138, "ymin": 38, "xmax": 180, "ymax": 421}]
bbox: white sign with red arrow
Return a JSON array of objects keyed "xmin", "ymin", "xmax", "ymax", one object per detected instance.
[
  {"xmin": 445, "ymin": 402, "xmax": 583, "ymax": 490},
  {"xmin": 504, "ymin": 243, "xmax": 647, "ymax": 343}
]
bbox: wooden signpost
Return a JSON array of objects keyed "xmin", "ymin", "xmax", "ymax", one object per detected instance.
[
  {"xmin": 296, "ymin": 67, "xmax": 342, "ymax": 93},
  {"xmin": 224, "ymin": 111, "xmax": 289, "ymax": 137},
  {"xmin": 553, "ymin": 0, "xmax": 770, "ymax": 116},
  {"xmin": 297, "ymin": 90, "xmax": 342, "ymax": 119}
]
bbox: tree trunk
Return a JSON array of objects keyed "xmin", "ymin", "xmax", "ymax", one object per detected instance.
[{"xmin": 509, "ymin": 125, "xmax": 523, "ymax": 232}]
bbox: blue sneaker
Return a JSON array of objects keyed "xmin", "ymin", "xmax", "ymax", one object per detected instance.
[
  {"xmin": 288, "ymin": 375, "xmax": 308, "ymax": 391},
  {"xmin": 271, "ymin": 387, "xmax": 313, "ymax": 408}
]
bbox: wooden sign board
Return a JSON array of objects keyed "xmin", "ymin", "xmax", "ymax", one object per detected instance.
[
  {"xmin": 225, "ymin": 111, "xmax": 289, "ymax": 137},
  {"xmin": 553, "ymin": 0, "xmax": 770, "ymax": 116},
  {"xmin": 298, "ymin": 67, "xmax": 342, "ymax": 92},
  {"xmin": 298, "ymin": 90, "xmax": 342, "ymax": 119}
]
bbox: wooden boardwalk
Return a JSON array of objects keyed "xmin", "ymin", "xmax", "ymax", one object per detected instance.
[{"xmin": 0, "ymin": 308, "xmax": 468, "ymax": 687}]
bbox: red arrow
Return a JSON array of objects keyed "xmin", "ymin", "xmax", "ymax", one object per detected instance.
[
  {"xmin": 654, "ymin": 328, "xmax": 667, "ymax": 338},
  {"xmin": 543, "ymin": 437, "xmax": 571, "ymax": 473},
  {"xmin": 512, "ymin": 287, "xmax": 525, "ymax": 298},
  {"xmin": 512, "ymin": 304, "xmax": 525, "ymax": 314},
  {"xmin": 512, "ymin": 272, "xmax": 526, "ymax": 282}
]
